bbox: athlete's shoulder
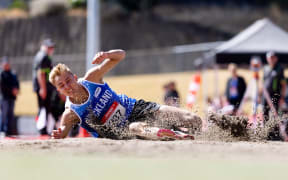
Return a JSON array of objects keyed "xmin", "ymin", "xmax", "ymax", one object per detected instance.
[{"xmin": 79, "ymin": 78, "xmax": 106, "ymax": 86}]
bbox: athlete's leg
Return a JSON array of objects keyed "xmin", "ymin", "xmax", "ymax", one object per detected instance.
[
  {"xmin": 129, "ymin": 122, "xmax": 160, "ymax": 140},
  {"xmin": 153, "ymin": 105, "xmax": 202, "ymax": 133},
  {"xmin": 129, "ymin": 122, "xmax": 194, "ymax": 140}
]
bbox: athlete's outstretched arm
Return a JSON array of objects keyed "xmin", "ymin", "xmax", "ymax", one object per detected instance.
[
  {"xmin": 51, "ymin": 108, "xmax": 80, "ymax": 139},
  {"xmin": 84, "ymin": 49, "xmax": 126, "ymax": 83}
]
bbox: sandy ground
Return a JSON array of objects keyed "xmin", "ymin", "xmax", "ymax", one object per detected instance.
[
  {"xmin": 0, "ymin": 138, "xmax": 288, "ymax": 161},
  {"xmin": 1, "ymin": 138, "xmax": 288, "ymax": 180}
]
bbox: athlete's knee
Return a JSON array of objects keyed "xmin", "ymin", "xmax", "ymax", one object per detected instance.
[{"xmin": 186, "ymin": 112, "xmax": 202, "ymax": 130}]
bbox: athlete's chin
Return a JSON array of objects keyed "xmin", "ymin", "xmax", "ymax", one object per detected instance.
[
  {"xmin": 62, "ymin": 92, "xmax": 71, "ymax": 97},
  {"xmin": 64, "ymin": 90, "xmax": 73, "ymax": 96},
  {"xmin": 67, "ymin": 93, "xmax": 74, "ymax": 97}
]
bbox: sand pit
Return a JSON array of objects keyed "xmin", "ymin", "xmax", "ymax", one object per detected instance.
[
  {"xmin": 1, "ymin": 138, "xmax": 288, "ymax": 180},
  {"xmin": 0, "ymin": 138, "xmax": 287, "ymax": 160}
]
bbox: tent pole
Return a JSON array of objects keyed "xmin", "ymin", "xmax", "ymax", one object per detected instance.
[{"xmin": 201, "ymin": 60, "xmax": 207, "ymax": 129}]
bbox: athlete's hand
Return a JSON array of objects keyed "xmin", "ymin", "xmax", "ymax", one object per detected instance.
[
  {"xmin": 51, "ymin": 128, "xmax": 62, "ymax": 139},
  {"xmin": 92, "ymin": 51, "xmax": 108, "ymax": 64}
]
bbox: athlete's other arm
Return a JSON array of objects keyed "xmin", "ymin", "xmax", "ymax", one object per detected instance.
[
  {"xmin": 51, "ymin": 108, "xmax": 80, "ymax": 139},
  {"xmin": 84, "ymin": 49, "xmax": 126, "ymax": 83}
]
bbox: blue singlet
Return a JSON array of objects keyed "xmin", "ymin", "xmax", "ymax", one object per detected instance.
[{"xmin": 65, "ymin": 79, "xmax": 136, "ymax": 138}]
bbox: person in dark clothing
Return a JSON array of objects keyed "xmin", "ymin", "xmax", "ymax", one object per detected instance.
[
  {"xmin": 0, "ymin": 58, "xmax": 19, "ymax": 136},
  {"xmin": 163, "ymin": 81, "xmax": 180, "ymax": 107},
  {"xmin": 262, "ymin": 51, "xmax": 287, "ymax": 141},
  {"xmin": 263, "ymin": 51, "xmax": 286, "ymax": 122},
  {"xmin": 50, "ymin": 90, "xmax": 65, "ymax": 122},
  {"xmin": 32, "ymin": 39, "xmax": 56, "ymax": 135},
  {"xmin": 225, "ymin": 63, "xmax": 247, "ymax": 114}
]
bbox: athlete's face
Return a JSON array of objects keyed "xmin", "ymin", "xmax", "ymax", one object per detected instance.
[{"xmin": 54, "ymin": 72, "xmax": 79, "ymax": 97}]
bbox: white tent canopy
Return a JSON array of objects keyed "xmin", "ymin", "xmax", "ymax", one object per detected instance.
[
  {"xmin": 215, "ymin": 18, "xmax": 288, "ymax": 54},
  {"xmin": 200, "ymin": 18, "xmax": 288, "ymax": 108}
]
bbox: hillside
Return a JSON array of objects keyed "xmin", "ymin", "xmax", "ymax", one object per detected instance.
[{"xmin": 1, "ymin": 3, "xmax": 288, "ymax": 57}]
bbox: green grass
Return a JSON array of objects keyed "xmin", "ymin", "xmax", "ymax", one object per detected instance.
[{"xmin": 0, "ymin": 152, "xmax": 287, "ymax": 180}]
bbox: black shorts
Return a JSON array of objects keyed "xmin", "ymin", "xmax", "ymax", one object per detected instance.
[
  {"xmin": 93, "ymin": 100, "xmax": 160, "ymax": 140},
  {"xmin": 128, "ymin": 99, "xmax": 160, "ymax": 123}
]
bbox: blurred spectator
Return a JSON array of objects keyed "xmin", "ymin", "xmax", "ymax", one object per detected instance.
[
  {"xmin": 206, "ymin": 96, "xmax": 219, "ymax": 113},
  {"xmin": 263, "ymin": 51, "xmax": 286, "ymax": 123},
  {"xmin": 206, "ymin": 95, "xmax": 233, "ymax": 115},
  {"xmin": 283, "ymin": 78, "xmax": 288, "ymax": 111},
  {"xmin": 225, "ymin": 63, "xmax": 246, "ymax": 115},
  {"xmin": 163, "ymin": 81, "xmax": 180, "ymax": 107},
  {"xmin": 0, "ymin": 57, "xmax": 20, "ymax": 136},
  {"xmin": 50, "ymin": 90, "xmax": 65, "ymax": 123},
  {"xmin": 32, "ymin": 38, "xmax": 56, "ymax": 135}
]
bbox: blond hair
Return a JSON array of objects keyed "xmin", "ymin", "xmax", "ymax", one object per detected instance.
[{"xmin": 49, "ymin": 63, "xmax": 73, "ymax": 86}]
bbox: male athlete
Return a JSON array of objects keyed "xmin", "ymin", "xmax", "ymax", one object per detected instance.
[{"xmin": 49, "ymin": 49, "xmax": 202, "ymax": 140}]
